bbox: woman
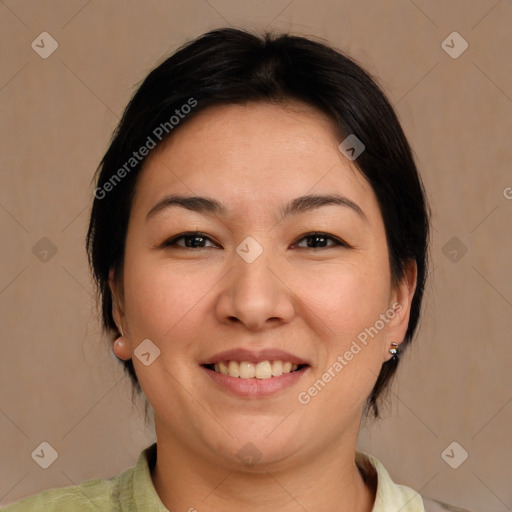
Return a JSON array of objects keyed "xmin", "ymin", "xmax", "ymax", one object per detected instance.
[{"xmin": 3, "ymin": 28, "xmax": 473, "ymax": 511}]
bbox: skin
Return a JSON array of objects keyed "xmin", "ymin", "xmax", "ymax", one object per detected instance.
[{"xmin": 110, "ymin": 101, "xmax": 417, "ymax": 512}]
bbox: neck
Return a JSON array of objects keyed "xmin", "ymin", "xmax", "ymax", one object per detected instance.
[{"xmin": 151, "ymin": 420, "xmax": 376, "ymax": 512}]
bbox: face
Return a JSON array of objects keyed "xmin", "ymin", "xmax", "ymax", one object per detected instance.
[{"xmin": 111, "ymin": 101, "xmax": 416, "ymax": 470}]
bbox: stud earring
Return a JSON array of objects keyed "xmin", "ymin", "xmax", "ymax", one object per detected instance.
[
  {"xmin": 113, "ymin": 336, "xmax": 127, "ymax": 360},
  {"xmin": 389, "ymin": 342, "xmax": 401, "ymax": 361}
]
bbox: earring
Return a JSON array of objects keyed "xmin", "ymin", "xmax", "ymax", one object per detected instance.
[
  {"xmin": 389, "ymin": 342, "xmax": 401, "ymax": 361},
  {"xmin": 113, "ymin": 336, "xmax": 127, "ymax": 360}
]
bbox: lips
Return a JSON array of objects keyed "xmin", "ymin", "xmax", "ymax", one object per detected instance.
[{"xmin": 200, "ymin": 348, "xmax": 309, "ymax": 366}]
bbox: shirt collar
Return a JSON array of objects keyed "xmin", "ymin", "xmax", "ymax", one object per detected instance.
[
  {"xmin": 356, "ymin": 450, "xmax": 425, "ymax": 511},
  {"xmin": 130, "ymin": 443, "xmax": 168, "ymax": 510}
]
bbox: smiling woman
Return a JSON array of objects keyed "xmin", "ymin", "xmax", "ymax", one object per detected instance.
[{"xmin": 3, "ymin": 28, "xmax": 474, "ymax": 512}]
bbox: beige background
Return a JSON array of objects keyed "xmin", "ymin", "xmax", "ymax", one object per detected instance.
[{"xmin": 1, "ymin": 1, "xmax": 511, "ymax": 510}]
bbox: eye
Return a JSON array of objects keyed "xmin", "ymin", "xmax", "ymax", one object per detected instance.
[
  {"xmin": 161, "ymin": 231, "xmax": 349, "ymax": 250},
  {"xmin": 293, "ymin": 232, "xmax": 348, "ymax": 249},
  {"xmin": 162, "ymin": 232, "xmax": 218, "ymax": 249}
]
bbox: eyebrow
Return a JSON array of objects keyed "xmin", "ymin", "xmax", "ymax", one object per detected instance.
[{"xmin": 145, "ymin": 193, "xmax": 367, "ymax": 223}]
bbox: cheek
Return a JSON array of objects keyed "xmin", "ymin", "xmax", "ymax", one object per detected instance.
[
  {"xmin": 292, "ymin": 256, "xmax": 392, "ymax": 412},
  {"xmin": 123, "ymin": 260, "xmax": 200, "ymax": 336},
  {"xmin": 296, "ymin": 258, "xmax": 392, "ymax": 341},
  {"xmin": 120, "ymin": 255, "xmax": 213, "ymax": 403}
]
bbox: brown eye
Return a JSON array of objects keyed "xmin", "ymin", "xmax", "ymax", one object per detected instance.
[
  {"xmin": 163, "ymin": 232, "xmax": 218, "ymax": 249},
  {"xmin": 293, "ymin": 232, "xmax": 348, "ymax": 249}
]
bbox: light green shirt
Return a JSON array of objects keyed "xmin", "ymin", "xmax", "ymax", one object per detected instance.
[{"xmin": 1, "ymin": 443, "xmax": 470, "ymax": 511}]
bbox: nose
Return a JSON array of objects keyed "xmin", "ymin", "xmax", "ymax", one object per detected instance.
[{"xmin": 215, "ymin": 245, "xmax": 295, "ymax": 331}]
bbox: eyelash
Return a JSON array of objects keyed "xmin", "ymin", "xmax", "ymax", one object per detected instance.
[{"xmin": 161, "ymin": 231, "xmax": 350, "ymax": 250}]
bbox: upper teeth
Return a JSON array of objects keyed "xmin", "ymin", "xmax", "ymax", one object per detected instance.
[{"xmin": 213, "ymin": 360, "xmax": 299, "ymax": 379}]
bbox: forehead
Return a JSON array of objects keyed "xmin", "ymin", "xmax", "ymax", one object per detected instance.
[{"xmin": 131, "ymin": 101, "xmax": 380, "ymax": 223}]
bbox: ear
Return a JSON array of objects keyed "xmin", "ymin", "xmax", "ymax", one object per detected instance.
[
  {"xmin": 109, "ymin": 268, "xmax": 126, "ymax": 336},
  {"xmin": 383, "ymin": 259, "xmax": 418, "ymax": 361}
]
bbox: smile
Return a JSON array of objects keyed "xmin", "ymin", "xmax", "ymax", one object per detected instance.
[
  {"xmin": 203, "ymin": 360, "xmax": 306, "ymax": 379},
  {"xmin": 201, "ymin": 362, "xmax": 309, "ymax": 398}
]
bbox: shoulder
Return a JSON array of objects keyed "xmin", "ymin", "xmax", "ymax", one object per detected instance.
[
  {"xmin": 1, "ymin": 444, "xmax": 162, "ymax": 512},
  {"xmin": 356, "ymin": 450, "xmax": 476, "ymax": 512},
  {"xmin": 1, "ymin": 464, "xmax": 134, "ymax": 511},
  {"xmin": 1, "ymin": 478, "xmax": 115, "ymax": 511}
]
